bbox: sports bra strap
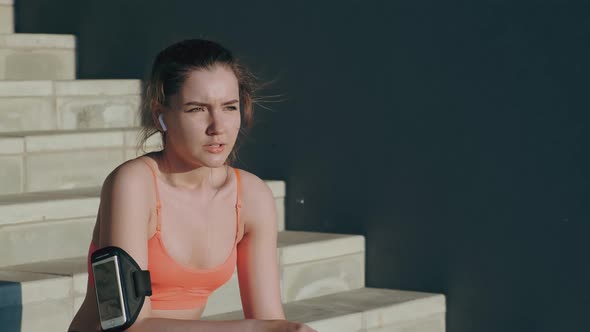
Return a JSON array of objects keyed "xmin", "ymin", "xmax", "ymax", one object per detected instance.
[
  {"xmin": 232, "ymin": 167, "xmax": 242, "ymax": 239},
  {"xmin": 233, "ymin": 167, "xmax": 242, "ymax": 210},
  {"xmin": 139, "ymin": 158, "xmax": 162, "ymax": 231}
]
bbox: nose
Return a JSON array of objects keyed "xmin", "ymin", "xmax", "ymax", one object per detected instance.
[{"xmin": 206, "ymin": 109, "xmax": 225, "ymax": 136}]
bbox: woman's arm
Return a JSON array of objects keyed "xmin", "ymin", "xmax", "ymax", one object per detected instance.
[
  {"xmin": 97, "ymin": 160, "xmax": 256, "ymax": 332},
  {"xmin": 236, "ymin": 172, "xmax": 286, "ymax": 319}
]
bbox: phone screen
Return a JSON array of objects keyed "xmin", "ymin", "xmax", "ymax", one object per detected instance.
[{"xmin": 93, "ymin": 256, "xmax": 126, "ymax": 325}]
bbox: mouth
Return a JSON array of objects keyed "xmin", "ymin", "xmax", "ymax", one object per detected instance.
[{"xmin": 204, "ymin": 144, "xmax": 225, "ymax": 153}]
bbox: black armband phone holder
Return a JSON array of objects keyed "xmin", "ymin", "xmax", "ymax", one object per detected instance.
[{"xmin": 91, "ymin": 246, "xmax": 151, "ymax": 332}]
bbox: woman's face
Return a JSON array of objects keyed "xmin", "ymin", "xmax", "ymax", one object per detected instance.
[{"xmin": 161, "ymin": 65, "xmax": 241, "ymax": 167}]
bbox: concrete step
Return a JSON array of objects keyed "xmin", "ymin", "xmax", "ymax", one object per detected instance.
[
  {"xmin": 206, "ymin": 230, "xmax": 365, "ymax": 316},
  {"xmin": 0, "ymin": 33, "xmax": 76, "ymax": 80},
  {"xmin": 0, "ymin": 127, "xmax": 161, "ymax": 195},
  {"xmin": 0, "ymin": 80, "xmax": 142, "ymax": 133},
  {"xmin": 0, "ymin": 230, "xmax": 367, "ymax": 331},
  {"xmin": 204, "ymin": 287, "xmax": 446, "ymax": 332},
  {"xmin": 0, "ymin": 0, "xmax": 13, "ymax": 34},
  {"xmin": 0, "ymin": 181, "xmax": 286, "ymax": 267},
  {"xmin": 0, "ymin": 270, "xmax": 74, "ymax": 332}
]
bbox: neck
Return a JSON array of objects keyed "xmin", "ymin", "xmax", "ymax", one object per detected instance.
[{"xmin": 153, "ymin": 149, "xmax": 228, "ymax": 192}]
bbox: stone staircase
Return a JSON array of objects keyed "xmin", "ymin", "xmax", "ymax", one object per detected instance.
[{"xmin": 0, "ymin": 1, "xmax": 446, "ymax": 331}]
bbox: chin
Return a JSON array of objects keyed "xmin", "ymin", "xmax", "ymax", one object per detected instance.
[
  {"xmin": 195, "ymin": 154, "xmax": 228, "ymax": 168},
  {"xmin": 207, "ymin": 160, "xmax": 228, "ymax": 168}
]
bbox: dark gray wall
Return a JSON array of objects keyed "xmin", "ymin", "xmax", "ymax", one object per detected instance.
[{"xmin": 16, "ymin": 1, "xmax": 589, "ymax": 331}]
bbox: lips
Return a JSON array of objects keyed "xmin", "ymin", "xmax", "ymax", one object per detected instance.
[{"xmin": 204, "ymin": 144, "xmax": 225, "ymax": 153}]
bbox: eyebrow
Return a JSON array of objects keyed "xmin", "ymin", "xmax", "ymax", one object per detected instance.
[{"xmin": 184, "ymin": 99, "xmax": 239, "ymax": 106}]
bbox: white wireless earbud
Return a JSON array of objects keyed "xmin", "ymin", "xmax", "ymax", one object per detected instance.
[{"xmin": 158, "ymin": 113, "xmax": 167, "ymax": 132}]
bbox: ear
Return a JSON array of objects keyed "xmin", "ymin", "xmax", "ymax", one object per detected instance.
[{"xmin": 151, "ymin": 105, "xmax": 165, "ymax": 131}]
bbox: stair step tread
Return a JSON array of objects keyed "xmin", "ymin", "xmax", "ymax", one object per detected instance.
[
  {"xmin": 0, "ymin": 230, "xmax": 365, "ymax": 306},
  {"xmin": 0, "ymin": 270, "xmax": 72, "ymax": 306},
  {"xmin": 0, "ymin": 126, "xmax": 141, "ymax": 138},
  {"xmin": 0, "ymin": 33, "xmax": 75, "ymax": 49},
  {"xmin": 1, "ymin": 256, "xmax": 87, "ymax": 277},
  {"xmin": 203, "ymin": 287, "xmax": 445, "ymax": 331},
  {"xmin": 0, "ymin": 186, "xmax": 100, "ymax": 205},
  {"xmin": 0, "ymin": 230, "xmax": 363, "ymax": 276},
  {"xmin": 278, "ymin": 230, "xmax": 364, "ymax": 264},
  {"xmin": 0, "ymin": 126, "xmax": 152, "ymax": 156},
  {"xmin": 0, "ymin": 79, "xmax": 141, "ymax": 97}
]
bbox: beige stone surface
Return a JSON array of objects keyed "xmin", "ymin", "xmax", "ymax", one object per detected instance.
[
  {"xmin": 0, "ymin": 48, "xmax": 76, "ymax": 80},
  {"xmin": 19, "ymin": 298, "xmax": 74, "ymax": 332},
  {"xmin": 0, "ymin": 80, "xmax": 53, "ymax": 97},
  {"xmin": 123, "ymin": 128, "xmax": 162, "ymax": 149},
  {"xmin": 0, "ymin": 231, "xmax": 365, "ymax": 315},
  {"xmin": 0, "ymin": 186, "xmax": 100, "ymax": 204},
  {"xmin": 6, "ymin": 129, "xmax": 275, "ymax": 182},
  {"xmin": 0, "ymin": 268, "xmax": 74, "ymax": 331},
  {"xmin": 7, "ymin": 128, "xmax": 285, "ymax": 193},
  {"xmin": 364, "ymin": 313, "xmax": 445, "ymax": 332},
  {"xmin": 205, "ymin": 240, "xmax": 363, "ymax": 317},
  {"xmin": 362, "ymin": 291, "xmax": 445, "ymax": 328},
  {"xmin": 0, "ymin": 136, "xmax": 24, "ymax": 154},
  {"xmin": 54, "ymin": 79, "xmax": 141, "ymax": 96},
  {"xmin": 25, "ymin": 130, "xmax": 124, "ymax": 152},
  {"xmin": 0, "ymin": 97, "xmax": 56, "ymax": 132},
  {"xmin": 0, "ymin": 155, "xmax": 23, "ymax": 195},
  {"xmin": 0, "ymin": 270, "xmax": 71, "ymax": 304},
  {"xmin": 0, "ymin": 48, "xmax": 75, "ymax": 80},
  {"xmin": 0, "ymin": 81, "xmax": 142, "ymax": 132},
  {"xmin": 125, "ymin": 147, "xmax": 160, "ymax": 160},
  {"xmin": 303, "ymin": 288, "xmax": 445, "ymax": 331},
  {"xmin": 203, "ymin": 287, "xmax": 445, "ymax": 332},
  {"xmin": 73, "ymin": 295, "xmax": 85, "ymax": 313},
  {"xmin": 4, "ymin": 256, "xmax": 88, "ymax": 291},
  {"xmin": 0, "ymin": 4, "xmax": 14, "ymax": 34},
  {"xmin": 307, "ymin": 313, "xmax": 364, "ymax": 332},
  {"xmin": 0, "ymin": 33, "xmax": 75, "ymax": 49},
  {"xmin": 267, "ymin": 180, "xmax": 285, "ymax": 197},
  {"xmin": 1, "ymin": 256, "xmax": 90, "ymax": 322},
  {"xmin": 26, "ymin": 149, "xmax": 124, "ymax": 192},
  {"xmin": 281, "ymin": 253, "xmax": 365, "ymax": 302},
  {"xmin": 57, "ymin": 95, "xmax": 141, "ymax": 130},
  {"xmin": 205, "ymin": 272, "xmax": 366, "ymax": 325},
  {"xmin": 278, "ymin": 230, "xmax": 364, "ymax": 265},
  {"xmin": 0, "ymin": 194, "xmax": 98, "ymax": 226},
  {"xmin": 202, "ymin": 270, "xmax": 241, "ymax": 316},
  {"xmin": 0, "ymin": 218, "xmax": 94, "ymax": 266},
  {"xmin": 73, "ymin": 271, "xmax": 89, "ymax": 297},
  {"xmin": 276, "ymin": 197, "xmax": 285, "ymax": 231}
]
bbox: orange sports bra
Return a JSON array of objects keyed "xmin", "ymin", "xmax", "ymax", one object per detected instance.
[{"xmin": 87, "ymin": 157, "xmax": 242, "ymax": 310}]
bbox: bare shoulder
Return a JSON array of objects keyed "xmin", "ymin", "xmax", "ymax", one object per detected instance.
[
  {"xmin": 235, "ymin": 168, "xmax": 273, "ymax": 197},
  {"xmin": 101, "ymin": 157, "xmax": 153, "ymax": 200},
  {"xmin": 234, "ymin": 168, "xmax": 277, "ymax": 235},
  {"xmin": 96, "ymin": 157, "xmax": 155, "ymax": 245}
]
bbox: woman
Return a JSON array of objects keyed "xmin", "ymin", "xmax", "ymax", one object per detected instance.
[{"xmin": 68, "ymin": 39, "xmax": 317, "ymax": 332}]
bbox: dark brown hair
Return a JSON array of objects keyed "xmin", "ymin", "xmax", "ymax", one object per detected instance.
[{"xmin": 136, "ymin": 38, "xmax": 272, "ymax": 166}]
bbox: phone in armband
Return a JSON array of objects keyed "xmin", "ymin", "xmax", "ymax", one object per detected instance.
[
  {"xmin": 91, "ymin": 246, "xmax": 151, "ymax": 331},
  {"xmin": 91, "ymin": 250, "xmax": 130, "ymax": 330}
]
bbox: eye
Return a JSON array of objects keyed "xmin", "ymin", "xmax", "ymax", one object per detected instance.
[
  {"xmin": 188, "ymin": 107, "xmax": 205, "ymax": 112},
  {"xmin": 226, "ymin": 106, "xmax": 238, "ymax": 111}
]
